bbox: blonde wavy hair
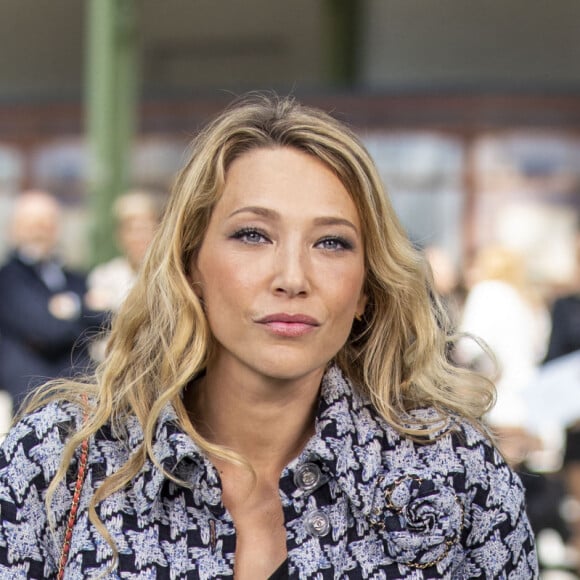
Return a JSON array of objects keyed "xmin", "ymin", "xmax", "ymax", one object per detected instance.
[{"xmin": 23, "ymin": 93, "xmax": 494, "ymax": 562}]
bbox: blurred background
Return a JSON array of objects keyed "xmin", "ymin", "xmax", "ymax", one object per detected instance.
[
  {"xmin": 0, "ymin": 0, "xmax": 578, "ymax": 284},
  {"xmin": 1, "ymin": 1, "xmax": 580, "ymax": 575}
]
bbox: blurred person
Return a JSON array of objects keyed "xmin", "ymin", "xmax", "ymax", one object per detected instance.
[
  {"xmin": 0, "ymin": 96, "xmax": 537, "ymax": 578},
  {"xmin": 423, "ymin": 244, "xmax": 465, "ymax": 329},
  {"xmin": 0, "ymin": 190, "xmax": 106, "ymax": 414},
  {"xmin": 455, "ymin": 245, "xmax": 563, "ymax": 570},
  {"xmin": 545, "ymin": 296, "xmax": 580, "ymax": 364},
  {"xmin": 544, "ymin": 233, "xmax": 580, "ymax": 567},
  {"xmin": 456, "ymin": 245, "xmax": 550, "ymax": 458},
  {"xmin": 87, "ymin": 189, "xmax": 162, "ymax": 313}
]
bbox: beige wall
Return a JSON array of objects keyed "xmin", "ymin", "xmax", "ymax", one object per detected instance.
[
  {"xmin": 0, "ymin": 1, "xmax": 84, "ymax": 98},
  {"xmin": 0, "ymin": 0, "xmax": 579, "ymax": 100},
  {"xmin": 0, "ymin": 0, "xmax": 327, "ymax": 100},
  {"xmin": 140, "ymin": 0, "xmax": 327, "ymax": 92},
  {"xmin": 361, "ymin": 0, "xmax": 580, "ymax": 89}
]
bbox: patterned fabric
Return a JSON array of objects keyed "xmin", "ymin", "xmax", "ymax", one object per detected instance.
[{"xmin": 0, "ymin": 365, "xmax": 538, "ymax": 579}]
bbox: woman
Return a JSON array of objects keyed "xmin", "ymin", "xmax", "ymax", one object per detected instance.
[
  {"xmin": 0, "ymin": 95, "xmax": 537, "ymax": 579},
  {"xmin": 87, "ymin": 189, "xmax": 162, "ymax": 314},
  {"xmin": 456, "ymin": 245, "xmax": 549, "ymax": 465}
]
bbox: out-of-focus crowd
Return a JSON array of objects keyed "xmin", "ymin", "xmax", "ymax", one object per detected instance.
[
  {"xmin": 0, "ymin": 188, "xmax": 162, "ymax": 420},
  {"xmin": 427, "ymin": 242, "xmax": 580, "ymax": 578},
  {"xmin": 0, "ymin": 189, "xmax": 579, "ymax": 575}
]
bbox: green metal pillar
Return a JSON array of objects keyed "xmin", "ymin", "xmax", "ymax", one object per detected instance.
[
  {"xmin": 86, "ymin": 0, "xmax": 139, "ymax": 266},
  {"xmin": 324, "ymin": 0, "xmax": 361, "ymax": 87}
]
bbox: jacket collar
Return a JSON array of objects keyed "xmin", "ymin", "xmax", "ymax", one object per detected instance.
[
  {"xmin": 132, "ymin": 364, "xmax": 449, "ymax": 518},
  {"xmin": 287, "ymin": 364, "xmax": 395, "ymax": 516},
  {"xmin": 293, "ymin": 366, "xmax": 454, "ymax": 521},
  {"xmin": 132, "ymin": 404, "xmax": 219, "ymax": 516}
]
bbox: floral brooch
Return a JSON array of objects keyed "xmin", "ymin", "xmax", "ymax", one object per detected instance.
[{"xmin": 369, "ymin": 474, "xmax": 464, "ymax": 569}]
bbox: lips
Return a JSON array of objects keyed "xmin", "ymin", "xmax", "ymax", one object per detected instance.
[
  {"xmin": 256, "ymin": 313, "xmax": 320, "ymax": 337},
  {"xmin": 257, "ymin": 313, "xmax": 319, "ymax": 325}
]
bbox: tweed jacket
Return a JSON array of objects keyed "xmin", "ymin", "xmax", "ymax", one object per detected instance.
[{"xmin": 0, "ymin": 366, "xmax": 538, "ymax": 579}]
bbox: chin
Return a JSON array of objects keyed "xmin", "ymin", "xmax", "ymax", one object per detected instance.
[{"xmin": 254, "ymin": 358, "xmax": 329, "ymax": 384}]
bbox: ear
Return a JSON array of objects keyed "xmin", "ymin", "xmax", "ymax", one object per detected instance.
[
  {"xmin": 355, "ymin": 291, "xmax": 368, "ymax": 319},
  {"xmin": 188, "ymin": 258, "xmax": 204, "ymax": 300}
]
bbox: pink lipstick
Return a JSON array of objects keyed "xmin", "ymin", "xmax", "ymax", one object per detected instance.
[{"xmin": 256, "ymin": 313, "xmax": 319, "ymax": 337}]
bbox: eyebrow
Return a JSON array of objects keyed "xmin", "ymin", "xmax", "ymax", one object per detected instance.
[
  {"xmin": 313, "ymin": 216, "xmax": 360, "ymax": 235},
  {"xmin": 229, "ymin": 206, "xmax": 276, "ymax": 219},
  {"xmin": 228, "ymin": 206, "xmax": 360, "ymax": 234}
]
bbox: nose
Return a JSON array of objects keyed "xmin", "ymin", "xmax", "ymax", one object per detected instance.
[{"xmin": 271, "ymin": 242, "xmax": 310, "ymax": 297}]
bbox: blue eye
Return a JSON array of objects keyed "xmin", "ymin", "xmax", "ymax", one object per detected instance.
[
  {"xmin": 231, "ymin": 228, "xmax": 270, "ymax": 244},
  {"xmin": 316, "ymin": 237, "xmax": 353, "ymax": 251}
]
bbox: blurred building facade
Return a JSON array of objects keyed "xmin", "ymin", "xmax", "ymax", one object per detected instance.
[{"xmin": 0, "ymin": 0, "xmax": 579, "ymax": 293}]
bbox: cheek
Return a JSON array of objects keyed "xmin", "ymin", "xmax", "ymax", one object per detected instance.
[
  {"xmin": 333, "ymin": 265, "xmax": 366, "ymax": 309},
  {"xmin": 329, "ymin": 282, "xmax": 365, "ymax": 326},
  {"xmin": 211, "ymin": 258, "xmax": 255, "ymax": 293},
  {"xmin": 196, "ymin": 254, "xmax": 257, "ymax": 308}
]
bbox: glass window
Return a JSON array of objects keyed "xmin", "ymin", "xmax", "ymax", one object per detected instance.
[
  {"xmin": 473, "ymin": 132, "xmax": 580, "ymax": 285},
  {"xmin": 362, "ymin": 131, "xmax": 465, "ymax": 264}
]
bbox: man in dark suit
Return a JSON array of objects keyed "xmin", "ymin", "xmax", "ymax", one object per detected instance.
[
  {"xmin": 545, "ymin": 293, "xmax": 580, "ymax": 363},
  {"xmin": 543, "ymin": 253, "xmax": 580, "ymax": 567},
  {"xmin": 0, "ymin": 190, "xmax": 106, "ymax": 413}
]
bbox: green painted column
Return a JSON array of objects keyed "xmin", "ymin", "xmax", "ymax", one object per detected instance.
[
  {"xmin": 324, "ymin": 0, "xmax": 361, "ymax": 87},
  {"xmin": 86, "ymin": 0, "xmax": 139, "ymax": 266}
]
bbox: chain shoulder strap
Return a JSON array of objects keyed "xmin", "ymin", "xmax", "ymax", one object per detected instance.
[{"xmin": 57, "ymin": 403, "xmax": 89, "ymax": 579}]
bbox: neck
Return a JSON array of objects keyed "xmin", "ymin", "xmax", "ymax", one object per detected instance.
[
  {"xmin": 16, "ymin": 248, "xmax": 54, "ymax": 265},
  {"xmin": 126, "ymin": 255, "xmax": 142, "ymax": 272},
  {"xmin": 186, "ymin": 364, "xmax": 322, "ymax": 474}
]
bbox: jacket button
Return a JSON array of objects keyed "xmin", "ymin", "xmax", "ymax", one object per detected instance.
[
  {"xmin": 294, "ymin": 462, "xmax": 322, "ymax": 491},
  {"xmin": 304, "ymin": 510, "xmax": 330, "ymax": 537}
]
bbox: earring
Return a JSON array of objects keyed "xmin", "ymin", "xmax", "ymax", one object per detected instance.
[{"xmin": 355, "ymin": 313, "xmax": 362, "ymax": 321}]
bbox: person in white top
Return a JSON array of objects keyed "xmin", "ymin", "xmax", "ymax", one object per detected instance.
[
  {"xmin": 456, "ymin": 245, "xmax": 550, "ymax": 460},
  {"xmin": 87, "ymin": 191, "xmax": 162, "ymax": 361},
  {"xmin": 87, "ymin": 190, "xmax": 162, "ymax": 313}
]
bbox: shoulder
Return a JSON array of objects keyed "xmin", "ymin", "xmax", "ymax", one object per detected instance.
[
  {"xmin": 465, "ymin": 280, "xmax": 521, "ymax": 307},
  {"xmin": 368, "ymin": 412, "xmax": 536, "ymax": 572},
  {"xmin": 396, "ymin": 414, "xmax": 531, "ymax": 533},
  {"xmin": 1, "ymin": 401, "xmax": 83, "ymax": 455},
  {"xmin": 322, "ymin": 367, "xmax": 524, "ymax": 503},
  {"xmin": 89, "ymin": 257, "xmax": 128, "ymax": 279},
  {"xmin": 62, "ymin": 266, "xmax": 87, "ymax": 286},
  {"xmin": 0, "ymin": 401, "xmax": 88, "ymax": 576},
  {"xmin": 357, "ymin": 404, "xmax": 528, "ymax": 526},
  {"xmin": 386, "ymin": 408, "xmax": 520, "ymax": 493},
  {"xmin": 0, "ymin": 401, "xmax": 83, "ymax": 490},
  {"xmin": 0, "ymin": 257, "xmax": 26, "ymax": 279},
  {"xmin": 552, "ymin": 294, "xmax": 580, "ymax": 313}
]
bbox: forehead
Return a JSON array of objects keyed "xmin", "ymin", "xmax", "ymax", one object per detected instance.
[
  {"xmin": 14, "ymin": 197, "xmax": 60, "ymax": 223},
  {"xmin": 215, "ymin": 146, "xmax": 360, "ymax": 223}
]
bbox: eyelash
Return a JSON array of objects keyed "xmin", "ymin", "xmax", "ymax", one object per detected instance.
[
  {"xmin": 231, "ymin": 228, "xmax": 354, "ymax": 251},
  {"xmin": 315, "ymin": 236, "xmax": 353, "ymax": 251},
  {"xmin": 230, "ymin": 227, "xmax": 270, "ymax": 244}
]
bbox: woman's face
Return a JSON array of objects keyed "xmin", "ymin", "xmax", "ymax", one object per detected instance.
[{"xmin": 191, "ymin": 146, "xmax": 367, "ymax": 384}]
